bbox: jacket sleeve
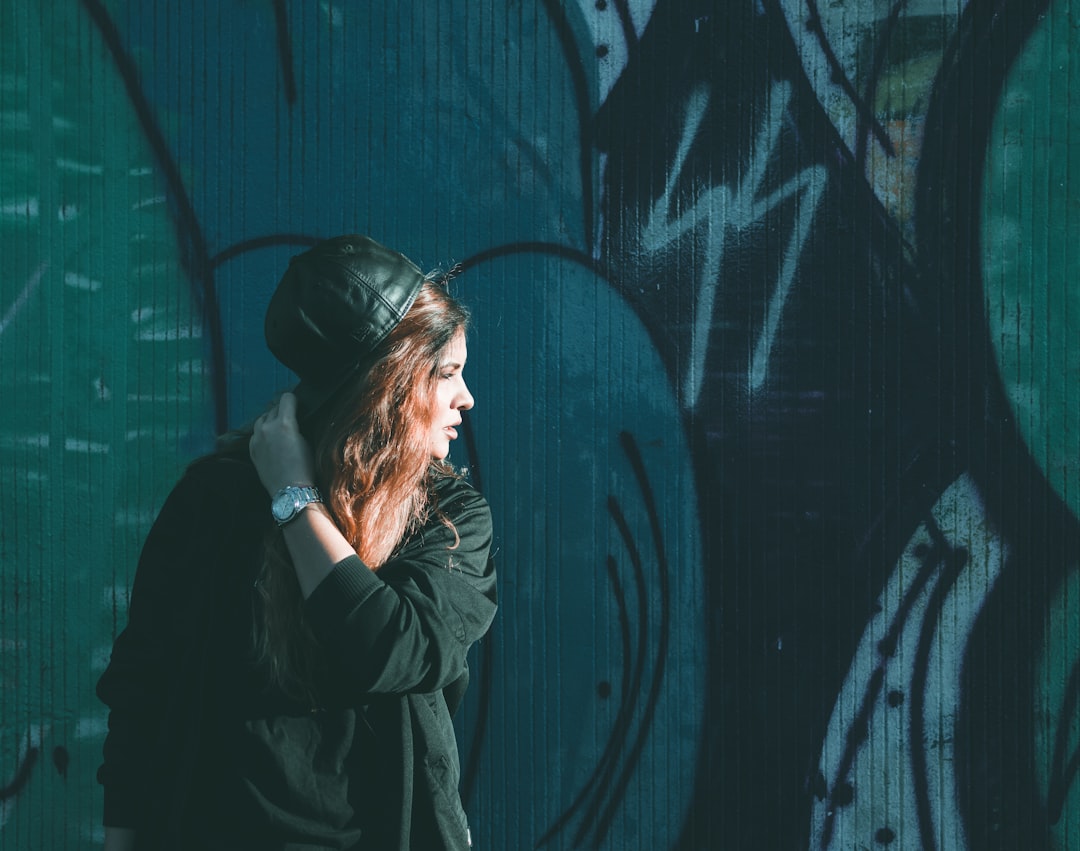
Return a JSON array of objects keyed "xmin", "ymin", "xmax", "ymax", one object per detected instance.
[{"xmin": 304, "ymin": 478, "xmax": 497, "ymax": 696}]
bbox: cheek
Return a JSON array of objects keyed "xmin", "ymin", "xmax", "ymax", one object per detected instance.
[
  {"xmin": 418, "ymin": 380, "xmax": 442, "ymax": 421},
  {"xmin": 434, "ymin": 385, "xmax": 454, "ymax": 413},
  {"xmin": 424, "ymin": 395, "xmax": 443, "ymax": 429}
]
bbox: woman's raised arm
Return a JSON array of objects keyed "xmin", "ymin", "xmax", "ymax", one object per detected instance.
[{"xmin": 249, "ymin": 391, "xmax": 355, "ymax": 597}]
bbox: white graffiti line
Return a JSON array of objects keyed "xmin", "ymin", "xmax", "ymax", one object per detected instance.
[
  {"xmin": 811, "ymin": 474, "xmax": 1005, "ymax": 850},
  {"xmin": 748, "ymin": 162, "xmax": 828, "ymax": 390},
  {"xmin": 63, "ymin": 272, "xmax": 102, "ymax": 292},
  {"xmin": 0, "ymin": 197, "xmax": 38, "ymax": 218},
  {"xmin": 131, "ymin": 195, "xmax": 166, "ymax": 210},
  {"xmin": 0, "ymin": 723, "xmax": 48, "ymax": 829},
  {"xmin": 573, "ymin": 0, "xmax": 658, "ymax": 109},
  {"xmin": 63, "ymin": 438, "xmax": 111, "ymax": 454},
  {"xmin": 641, "ymin": 80, "xmax": 827, "ymax": 407},
  {"xmin": 0, "ymin": 261, "xmax": 48, "ymax": 337},
  {"xmin": 55, "ymin": 157, "xmax": 104, "ymax": 175},
  {"xmin": 640, "ymin": 83, "xmax": 710, "ymax": 251},
  {"xmin": 134, "ymin": 324, "xmax": 203, "ymax": 342}
]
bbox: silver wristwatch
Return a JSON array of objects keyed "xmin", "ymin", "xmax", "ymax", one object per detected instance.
[{"xmin": 270, "ymin": 485, "xmax": 322, "ymax": 527}]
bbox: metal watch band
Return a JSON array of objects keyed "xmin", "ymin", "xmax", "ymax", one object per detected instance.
[{"xmin": 271, "ymin": 484, "xmax": 322, "ymax": 527}]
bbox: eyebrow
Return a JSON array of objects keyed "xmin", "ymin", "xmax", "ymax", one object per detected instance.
[{"xmin": 440, "ymin": 361, "xmax": 464, "ymax": 370}]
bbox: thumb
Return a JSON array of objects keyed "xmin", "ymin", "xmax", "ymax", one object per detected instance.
[{"xmin": 277, "ymin": 391, "xmax": 298, "ymax": 423}]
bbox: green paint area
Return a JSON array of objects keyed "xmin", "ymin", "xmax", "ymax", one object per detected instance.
[
  {"xmin": 0, "ymin": 1, "xmax": 212, "ymax": 845},
  {"xmin": 982, "ymin": 0, "xmax": 1080, "ymax": 518},
  {"xmin": 982, "ymin": 0, "xmax": 1080, "ymax": 843}
]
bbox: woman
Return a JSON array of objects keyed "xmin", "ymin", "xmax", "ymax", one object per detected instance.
[{"xmin": 97, "ymin": 235, "xmax": 497, "ymax": 850}]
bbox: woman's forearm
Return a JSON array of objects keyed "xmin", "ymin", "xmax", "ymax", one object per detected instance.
[
  {"xmin": 281, "ymin": 502, "xmax": 358, "ymax": 598},
  {"xmin": 250, "ymin": 391, "xmax": 360, "ymax": 597}
]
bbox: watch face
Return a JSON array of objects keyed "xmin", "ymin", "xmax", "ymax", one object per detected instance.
[{"xmin": 271, "ymin": 489, "xmax": 296, "ymax": 523}]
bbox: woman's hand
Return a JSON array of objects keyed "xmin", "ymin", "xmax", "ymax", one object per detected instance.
[
  {"xmin": 250, "ymin": 392, "xmax": 317, "ymax": 495},
  {"xmin": 251, "ymin": 392, "xmax": 356, "ymax": 595}
]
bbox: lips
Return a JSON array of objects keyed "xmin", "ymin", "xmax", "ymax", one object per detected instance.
[{"xmin": 443, "ymin": 425, "xmax": 459, "ymax": 440}]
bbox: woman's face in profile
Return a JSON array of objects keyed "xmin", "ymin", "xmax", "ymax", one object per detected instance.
[{"xmin": 427, "ymin": 330, "xmax": 473, "ymax": 459}]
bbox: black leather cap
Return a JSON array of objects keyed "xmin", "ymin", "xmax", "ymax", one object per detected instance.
[{"xmin": 265, "ymin": 234, "xmax": 425, "ymax": 419}]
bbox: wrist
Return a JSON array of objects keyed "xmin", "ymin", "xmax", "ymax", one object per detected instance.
[{"xmin": 270, "ymin": 484, "xmax": 323, "ymax": 527}]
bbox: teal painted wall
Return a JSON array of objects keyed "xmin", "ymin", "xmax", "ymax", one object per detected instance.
[{"xmin": 0, "ymin": 1, "xmax": 1077, "ymax": 848}]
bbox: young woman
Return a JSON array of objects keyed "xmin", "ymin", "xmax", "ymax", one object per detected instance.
[{"xmin": 97, "ymin": 235, "xmax": 497, "ymax": 850}]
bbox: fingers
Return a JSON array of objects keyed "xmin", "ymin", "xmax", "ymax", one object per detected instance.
[
  {"xmin": 255, "ymin": 392, "xmax": 297, "ymax": 427},
  {"xmin": 277, "ymin": 391, "xmax": 297, "ymax": 420},
  {"xmin": 249, "ymin": 392, "xmax": 314, "ymax": 495}
]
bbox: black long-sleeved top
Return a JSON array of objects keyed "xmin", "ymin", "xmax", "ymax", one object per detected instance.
[{"xmin": 97, "ymin": 452, "xmax": 497, "ymax": 850}]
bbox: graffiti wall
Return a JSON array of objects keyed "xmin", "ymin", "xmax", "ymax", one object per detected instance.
[{"xmin": 0, "ymin": 0, "xmax": 1076, "ymax": 848}]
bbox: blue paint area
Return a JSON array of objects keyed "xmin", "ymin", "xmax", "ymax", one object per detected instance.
[
  {"xmin": 109, "ymin": 0, "xmax": 589, "ymax": 428},
  {"xmin": 452, "ymin": 250, "xmax": 703, "ymax": 847},
  {"xmin": 94, "ymin": 2, "xmax": 702, "ymax": 847}
]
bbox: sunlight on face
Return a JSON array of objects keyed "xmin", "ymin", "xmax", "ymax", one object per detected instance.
[{"xmin": 428, "ymin": 330, "xmax": 473, "ymax": 459}]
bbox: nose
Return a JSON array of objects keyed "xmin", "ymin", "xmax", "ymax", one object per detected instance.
[{"xmin": 455, "ymin": 379, "xmax": 474, "ymax": 411}]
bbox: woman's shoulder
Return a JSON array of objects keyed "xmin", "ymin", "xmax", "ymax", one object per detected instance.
[
  {"xmin": 166, "ymin": 442, "xmax": 265, "ymax": 516},
  {"xmin": 388, "ymin": 468, "xmax": 493, "ymax": 571},
  {"xmin": 128, "ymin": 444, "xmax": 266, "ymax": 595},
  {"xmin": 430, "ymin": 467, "xmax": 490, "ymax": 520},
  {"xmin": 185, "ymin": 435, "xmax": 258, "ymax": 481}
]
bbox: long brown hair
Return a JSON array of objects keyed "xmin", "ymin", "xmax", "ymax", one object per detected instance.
[{"xmin": 253, "ymin": 280, "xmax": 470, "ymax": 699}]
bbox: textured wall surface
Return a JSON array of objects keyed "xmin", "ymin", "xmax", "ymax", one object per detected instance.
[{"xmin": 0, "ymin": 1, "xmax": 1076, "ymax": 849}]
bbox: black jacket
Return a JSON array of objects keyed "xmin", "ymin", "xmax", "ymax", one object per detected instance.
[{"xmin": 97, "ymin": 453, "xmax": 497, "ymax": 849}]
